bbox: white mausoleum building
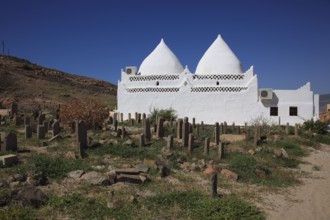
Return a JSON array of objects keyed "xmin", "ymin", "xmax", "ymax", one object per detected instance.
[{"xmin": 117, "ymin": 35, "xmax": 319, "ymax": 125}]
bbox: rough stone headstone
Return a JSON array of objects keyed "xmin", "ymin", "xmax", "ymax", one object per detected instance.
[
  {"xmin": 196, "ymin": 126, "xmax": 200, "ymax": 139},
  {"xmin": 214, "ymin": 122, "xmax": 220, "ymax": 145},
  {"xmin": 52, "ymin": 120, "xmax": 60, "ymax": 137},
  {"xmin": 177, "ymin": 118, "xmax": 183, "ymax": 139},
  {"xmin": 138, "ymin": 113, "xmax": 141, "ymax": 124},
  {"xmin": 204, "ymin": 137, "xmax": 210, "ymax": 156},
  {"xmin": 245, "ymin": 127, "xmax": 250, "ymax": 143},
  {"xmin": 295, "ymin": 123, "xmax": 299, "ymax": 136},
  {"xmin": 130, "ymin": 119, "xmax": 135, "ymax": 126},
  {"xmin": 10, "ymin": 102, "xmax": 18, "ymax": 117},
  {"xmin": 76, "ymin": 120, "xmax": 87, "ymax": 148},
  {"xmin": 113, "ymin": 113, "xmax": 118, "ymax": 125},
  {"xmin": 142, "ymin": 113, "xmax": 146, "ymax": 126},
  {"xmin": 78, "ymin": 142, "xmax": 85, "ymax": 158},
  {"xmin": 253, "ymin": 126, "xmax": 258, "ymax": 147},
  {"xmin": 188, "ymin": 134, "xmax": 194, "ymax": 154},
  {"xmin": 43, "ymin": 121, "xmax": 48, "ymax": 133},
  {"xmin": 37, "ymin": 114, "xmax": 45, "ymax": 125},
  {"xmin": 143, "ymin": 118, "xmax": 151, "ymax": 142},
  {"xmin": 212, "ymin": 174, "xmax": 218, "ymax": 197},
  {"xmin": 14, "ymin": 115, "xmax": 20, "ymax": 126},
  {"xmin": 121, "ymin": 126, "xmax": 126, "ymax": 139},
  {"xmin": 237, "ymin": 126, "xmax": 241, "ymax": 134},
  {"xmin": 114, "ymin": 120, "xmax": 118, "ymax": 132},
  {"xmin": 128, "ymin": 113, "xmax": 131, "ymax": 122},
  {"xmin": 218, "ymin": 142, "xmax": 225, "ymax": 159},
  {"xmin": 224, "ymin": 122, "xmax": 227, "ymax": 134},
  {"xmin": 167, "ymin": 135, "xmax": 174, "ymax": 150},
  {"xmin": 120, "ymin": 113, "xmax": 124, "ymax": 123},
  {"xmin": 192, "ymin": 118, "xmax": 196, "ymax": 128},
  {"xmin": 24, "ymin": 116, "xmax": 31, "ymax": 125},
  {"xmin": 3, "ymin": 131, "xmax": 18, "ymax": 151},
  {"xmin": 285, "ymin": 123, "xmax": 289, "ymax": 135},
  {"xmin": 156, "ymin": 117, "xmax": 164, "ymax": 138},
  {"xmin": 201, "ymin": 121, "xmax": 204, "ymax": 130},
  {"xmin": 25, "ymin": 125, "xmax": 32, "ymax": 139},
  {"xmin": 37, "ymin": 125, "xmax": 45, "ymax": 139},
  {"xmin": 182, "ymin": 117, "xmax": 189, "ymax": 147},
  {"xmin": 232, "ymin": 122, "xmax": 236, "ymax": 134},
  {"xmin": 139, "ymin": 134, "xmax": 145, "ymax": 147}
]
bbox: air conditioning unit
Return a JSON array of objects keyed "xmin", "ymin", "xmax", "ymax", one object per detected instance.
[
  {"xmin": 259, "ymin": 88, "xmax": 273, "ymax": 100},
  {"xmin": 125, "ymin": 66, "xmax": 137, "ymax": 75}
]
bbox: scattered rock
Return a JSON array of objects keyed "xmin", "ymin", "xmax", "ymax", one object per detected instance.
[
  {"xmin": 143, "ymin": 159, "xmax": 158, "ymax": 169},
  {"xmin": 134, "ymin": 164, "xmax": 149, "ymax": 173},
  {"xmin": 65, "ymin": 151, "xmax": 77, "ymax": 160},
  {"xmin": 81, "ymin": 171, "xmax": 110, "ymax": 186},
  {"xmin": 281, "ymin": 148, "xmax": 289, "ymax": 158},
  {"xmin": 204, "ymin": 167, "xmax": 218, "ymax": 175},
  {"xmin": 116, "ymin": 173, "xmax": 146, "ymax": 184},
  {"xmin": 220, "ymin": 169, "xmax": 239, "ymax": 181},
  {"xmin": 26, "ymin": 172, "xmax": 48, "ymax": 186},
  {"xmin": 47, "ymin": 134, "xmax": 63, "ymax": 142},
  {"xmin": 177, "ymin": 156, "xmax": 187, "ymax": 164},
  {"xmin": 247, "ymin": 149, "xmax": 255, "ymax": 155},
  {"xmin": 124, "ymin": 139, "xmax": 134, "ymax": 147},
  {"xmin": 67, "ymin": 170, "xmax": 85, "ymax": 179},
  {"xmin": 255, "ymin": 147, "xmax": 263, "ymax": 152},
  {"xmin": 255, "ymin": 167, "xmax": 267, "ymax": 178},
  {"xmin": 273, "ymin": 149, "xmax": 283, "ymax": 158},
  {"xmin": 15, "ymin": 187, "xmax": 48, "ymax": 207}
]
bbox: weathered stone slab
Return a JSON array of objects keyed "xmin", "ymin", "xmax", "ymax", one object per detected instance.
[{"xmin": 0, "ymin": 154, "xmax": 18, "ymax": 167}]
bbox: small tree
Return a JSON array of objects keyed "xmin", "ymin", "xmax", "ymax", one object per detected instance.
[
  {"xmin": 303, "ymin": 119, "xmax": 327, "ymax": 134},
  {"xmin": 149, "ymin": 107, "xmax": 177, "ymax": 124},
  {"xmin": 60, "ymin": 99, "xmax": 109, "ymax": 129}
]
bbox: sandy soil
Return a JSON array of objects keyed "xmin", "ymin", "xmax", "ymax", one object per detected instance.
[{"xmin": 261, "ymin": 144, "xmax": 330, "ymax": 220}]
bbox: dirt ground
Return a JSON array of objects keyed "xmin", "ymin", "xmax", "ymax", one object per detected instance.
[{"xmin": 260, "ymin": 144, "xmax": 330, "ymax": 220}]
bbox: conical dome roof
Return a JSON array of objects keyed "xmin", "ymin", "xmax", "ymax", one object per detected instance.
[
  {"xmin": 195, "ymin": 35, "xmax": 242, "ymax": 75},
  {"xmin": 138, "ymin": 39, "xmax": 184, "ymax": 75}
]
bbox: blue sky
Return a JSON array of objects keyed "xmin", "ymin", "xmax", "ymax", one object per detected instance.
[{"xmin": 1, "ymin": 0, "xmax": 329, "ymax": 94}]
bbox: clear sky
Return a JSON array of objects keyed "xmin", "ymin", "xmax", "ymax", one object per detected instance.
[{"xmin": 1, "ymin": 0, "xmax": 329, "ymax": 94}]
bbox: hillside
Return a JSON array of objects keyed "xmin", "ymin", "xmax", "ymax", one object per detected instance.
[{"xmin": 0, "ymin": 55, "xmax": 117, "ymax": 110}]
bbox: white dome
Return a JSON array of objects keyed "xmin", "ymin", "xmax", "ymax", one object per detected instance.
[
  {"xmin": 195, "ymin": 35, "xmax": 242, "ymax": 75},
  {"xmin": 138, "ymin": 39, "xmax": 184, "ymax": 75}
]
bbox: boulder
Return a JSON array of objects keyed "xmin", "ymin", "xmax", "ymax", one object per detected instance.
[
  {"xmin": 80, "ymin": 171, "xmax": 110, "ymax": 186},
  {"xmin": 15, "ymin": 187, "xmax": 48, "ymax": 207},
  {"xmin": 220, "ymin": 169, "xmax": 239, "ymax": 181},
  {"xmin": 67, "ymin": 170, "xmax": 85, "ymax": 179}
]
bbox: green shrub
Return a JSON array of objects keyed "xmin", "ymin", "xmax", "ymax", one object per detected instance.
[
  {"xmin": 303, "ymin": 119, "xmax": 328, "ymax": 134},
  {"xmin": 29, "ymin": 155, "xmax": 90, "ymax": 180},
  {"xmin": 86, "ymin": 141, "xmax": 163, "ymax": 160},
  {"xmin": 149, "ymin": 107, "xmax": 177, "ymax": 124},
  {"xmin": 271, "ymin": 140, "xmax": 307, "ymax": 157}
]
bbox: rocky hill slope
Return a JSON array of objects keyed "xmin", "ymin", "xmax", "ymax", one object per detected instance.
[{"xmin": 0, "ymin": 55, "xmax": 116, "ymax": 110}]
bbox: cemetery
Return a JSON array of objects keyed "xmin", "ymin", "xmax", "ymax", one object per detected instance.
[{"xmin": 0, "ymin": 101, "xmax": 329, "ymax": 219}]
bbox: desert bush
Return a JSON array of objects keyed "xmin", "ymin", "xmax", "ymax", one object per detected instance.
[
  {"xmin": 29, "ymin": 155, "xmax": 90, "ymax": 180},
  {"xmin": 60, "ymin": 99, "xmax": 109, "ymax": 129},
  {"xmin": 149, "ymin": 107, "xmax": 177, "ymax": 124},
  {"xmin": 303, "ymin": 119, "xmax": 328, "ymax": 134}
]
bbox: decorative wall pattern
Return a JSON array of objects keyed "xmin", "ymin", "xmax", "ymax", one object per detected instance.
[
  {"xmin": 126, "ymin": 87, "xmax": 180, "ymax": 93},
  {"xmin": 129, "ymin": 75, "xmax": 179, "ymax": 81},
  {"xmin": 193, "ymin": 75, "xmax": 244, "ymax": 80},
  {"xmin": 191, "ymin": 86, "xmax": 248, "ymax": 92}
]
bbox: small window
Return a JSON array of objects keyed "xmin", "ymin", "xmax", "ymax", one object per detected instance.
[
  {"xmin": 216, "ymin": 81, "xmax": 219, "ymax": 86},
  {"xmin": 289, "ymin": 107, "xmax": 298, "ymax": 116},
  {"xmin": 270, "ymin": 107, "xmax": 278, "ymax": 116},
  {"xmin": 156, "ymin": 81, "xmax": 159, "ymax": 86}
]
